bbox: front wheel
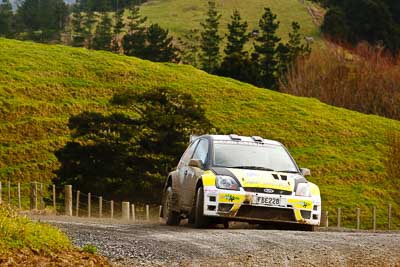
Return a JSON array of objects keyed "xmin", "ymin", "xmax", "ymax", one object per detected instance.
[
  {"xmin": 163, "ymin": 186, "xmax": 180, "ymax": 226},
  {"xmin": 194, "ymin": 187, "xmax": 210, "ymax": 228}
]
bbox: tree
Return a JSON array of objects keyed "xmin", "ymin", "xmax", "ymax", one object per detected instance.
[
  {"xmin": 253, "ymin": 8, "xmax": 281, "ymax": 89},
  {"xmin": 16, "ymin": 0, "xmax": 69, "ymax": 42},
  {"xmin": 199, "ymin": 0, "xmax": 222, "ymax": 74},
  {"xmin": 122, "ymin": 6, "xmax": 147, "ymax": 57},
  {"xmin": 111, "ymin": 8, "xmax": 125, "ymax": 53},
  {"xmin": 0, "ymin": 0, "xmax": 13, "ymax": 37},
  {"xmin": 71, "ymin": 12, "xmax": 86, "ymax": 47},
  {"xmin": 277, "ymin": 22, "xmax": 311, "ymax": 78},
  {"xmin": 141, "ymin": 24, "xmax": 179, "ymax": 62},
  {"xmin": 82, "ymin": 11, "xmax": 97, "ymax": 49},
  {"xmin": 54, "ymin": 88, "xmax": 214, "ymax": 202},
  {"xmin": 321, "ymin": 6, "xmax": 350, "ymax": 41},
  {"xmin": 218, "ymin": 10, "xmax": 251, "ymax": 82},
  {"xmin": 92, "ymin": 12, "xmax": 113, "ymax": 51},
  {"xmin": 178, "ymin": 29, "xmax": 201, "ymax": 67}
]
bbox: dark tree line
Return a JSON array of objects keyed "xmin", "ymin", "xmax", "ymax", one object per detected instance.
[
  {"xmin": 195, "ymin": 1, "xmax": 310, "ymax": 89},
  {"xmin": 69, "ymin": 6, "xmax": 179, "ymax": 62},
  {"xmin": 75, "ymin": 0, "xmax": 146, "ymax": 12},
  {"xmin": 319, "ymin": 0, "xmax": 400, "ymax": 54}
]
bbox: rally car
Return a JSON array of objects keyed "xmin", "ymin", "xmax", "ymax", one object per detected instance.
[{"xmin": 161, "ymin": 134, "xmax": 321, "ymax": 230}]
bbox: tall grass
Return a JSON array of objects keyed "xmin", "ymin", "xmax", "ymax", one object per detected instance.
[{"xmin": 281, "ymin": 42, "xmax": 400, "ymax": 120}]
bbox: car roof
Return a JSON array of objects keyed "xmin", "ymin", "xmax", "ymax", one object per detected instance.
[{"xmin": 194, "ymin": 134, "xmax": 282, "ymax": 146}]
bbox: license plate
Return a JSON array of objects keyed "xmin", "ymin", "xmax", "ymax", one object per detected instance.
[{"xmin": 254, "ymin": 196, "xmax": 280, "ymax": 206}]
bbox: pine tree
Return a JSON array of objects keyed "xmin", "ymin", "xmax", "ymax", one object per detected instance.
[
  {"xmin": 178, "ymin": 29, "xmax": 201, "ymax": 67},
  {"xmin": 122, "ymin": 6, "xmax": 147, "ymax": 57},
  {"xmin": 92, "ymin": 12, "xmax": 113, "ymax": 51},
  {"xmin": 253, "ymin": 8, "xmax": 281, "ymax": 89},
  {"xmin": 0, "ymin": 0, "xmax": 13, "ymax": 37},
  {"xmin": 111, "ymin": 8, "xmax": 125, "ymax": 53},
  {"xmin": 199, "ymin": 0, "xmax": 222, "ymax": 74},
  {"xmin": 142, "ymin": 24, "xmax": 179, "ymax": 62},
  {"xmin": 277, "ymin": 21, "xmax": 311, "ymax": 77},
  {"xmin": 71, "ymin": 12, "xmax": 86, "ymax": 47},
  {"xmin": 218, "ymin": 10, "xmax": 250, "ymax": 81},
  {"xmin": 83, "ymin": 11, "xmax": 97, "ymax": 49}
]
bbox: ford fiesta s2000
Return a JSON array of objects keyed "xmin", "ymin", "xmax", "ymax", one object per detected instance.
[{"xmin": 161, "ymin": 134, "xmax": 321, "ymax": 230}]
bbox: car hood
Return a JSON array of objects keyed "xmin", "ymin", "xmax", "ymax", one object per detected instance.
[{"xmin": 212, "ymin": 167, "xmax": 304, "ymax": 192}]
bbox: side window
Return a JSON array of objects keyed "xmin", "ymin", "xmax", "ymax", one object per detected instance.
[
  {"xmin": 192, "ymin": 139, "xmax": 209, "ymax": 165},
  {"xmin": 179, "ymin": 139, "xmax": 199, "ymax": 165}
]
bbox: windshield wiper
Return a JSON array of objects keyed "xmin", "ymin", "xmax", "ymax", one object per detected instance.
[
  {"xmin": 276, "ymin": 170, "xmax": 299, "ymax": 174},
  {"xmin": 228, "ymin": 166, "xmax": 275, "ymax": 171}
]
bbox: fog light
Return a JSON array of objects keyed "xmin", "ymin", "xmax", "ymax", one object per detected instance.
[
  {"xmin": 218, "ymin": 203, "xmax": 233, "ymax": 212},
  {"xmin": 300, "ymin": 210, "xmax": 311, "ymax": 219}
]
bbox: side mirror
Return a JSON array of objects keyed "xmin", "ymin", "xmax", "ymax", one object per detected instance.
[
  {"xmin": 300, "ymin": 168, "xmax": 311, "ymax": 176},
  {"xmin": 189, "ymin": 159, "xmax": 203, "ymax": 169}
]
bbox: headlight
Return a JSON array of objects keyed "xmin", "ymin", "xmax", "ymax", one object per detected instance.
[
  {"xmin": 296, "ymin": 183, "xmax": 311, "ymax": 197},
  {"xmin": 216, "ymin": 175, "xmax": 240, "ymax": 191}
]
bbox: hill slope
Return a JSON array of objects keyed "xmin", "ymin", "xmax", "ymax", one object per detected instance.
[
  {"xmin": 0, "ymin": 38, "xmax": 399, "ymax": 228},
  {"xmin": 140, "ymin": 0, "xmax": 320, "ymax": 42}
]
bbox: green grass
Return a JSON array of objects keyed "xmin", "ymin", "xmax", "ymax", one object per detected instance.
[
  {"xmin": 140, "ymin": 0, "xmax": 320, "ymax": 42},
  {"xmin": 0, "ymin": 205, "xmax": 71, "ymax": 254},
  {"xmin": 0, "ymin": 38, "xmax": 400, "ymax": 229}
]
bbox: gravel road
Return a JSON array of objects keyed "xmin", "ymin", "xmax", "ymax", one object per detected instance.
[{"xmin": 33, "ymin": 216, "xmax": 400, "ymax": 267}]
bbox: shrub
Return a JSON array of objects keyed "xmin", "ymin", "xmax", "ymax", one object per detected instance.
[{"xmin": 280, "ymin": 42, "xmax": 400, "ymax": 120}]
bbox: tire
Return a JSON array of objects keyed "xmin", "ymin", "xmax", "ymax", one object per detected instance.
[
  {"xmin": 194, "ymin": 187, "xmax": 209, "ymax": 228},
  {"xmin": 163, "ymin": 186, "xmax": 180, "ymax": 226}
]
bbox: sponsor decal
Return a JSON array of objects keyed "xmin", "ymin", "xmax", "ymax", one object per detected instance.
[{"xmin": 223, "ymin": 194, "xmax": 240, "ymax": 202}]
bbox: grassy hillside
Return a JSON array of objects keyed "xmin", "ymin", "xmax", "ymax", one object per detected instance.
[
  {"xmin": 0, "ymin": 38, "xmax": 399, "ymax": 229},
  {"xmin": 0, "ymin": 205, "xmax": 110, "ymax": 265},
  {"xmin": 140, "ymin": 0, "xmax": 320, "ymax": 42}
]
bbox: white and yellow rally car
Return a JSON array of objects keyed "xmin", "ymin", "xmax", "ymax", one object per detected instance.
[{"xmin": 161, "ymin": 134, "xmax": 321, "ymax": 230}]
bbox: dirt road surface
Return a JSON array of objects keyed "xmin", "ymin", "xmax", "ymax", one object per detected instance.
[{"xmin": 33, "ymin": 216, "xmax": 400, "ymax": 267}]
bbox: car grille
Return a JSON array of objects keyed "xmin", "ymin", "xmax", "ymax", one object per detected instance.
[
  {"xmin": 236, "ymin": 205, "xmax": 296, "ymax": 222},
  {"xmin": 244, "ymin": 187, "xmax": 292, "ymax": 195}
]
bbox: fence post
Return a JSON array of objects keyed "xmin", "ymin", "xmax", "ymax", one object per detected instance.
[
  {"xmin": 131, "ymin": 204, "xmax": 136, "ymax": 222},
  {"xmin": 76, "ymin": 190, "xmax": 80, "ymax": 217},
  {"xmin": 159, "ymin": 205, "xmax": 163, "ymax": 223},
  {"xmin": 110, "ymin": 200, "xmax": 114, "ymax": 219},
  {"xmin": 0, "ymin": 181, "xmax": 2, "ymax": 204},
  {"xmin": 146, "ymin": 204, "xmax": 150, "ymax": 221},
  {"xmin": 337, "ymin": 208, "xmax": 341, "ymax": 228},
  {"xmin": 52, "ymin": 185, "xmax": 56, "ymax": 214},
  {"xmin": 30, "ymin": 182, "xmax": 37, "ymax": 210},
  {"xmin": 88, "ymin": 192, "xmax": 91, "ymax": 218},
  {"xmin": 122, "ymin": 201, "xmax": 130, "ymax": 220},
  {"xmin": 388, "ymin": 204, "xmax": 392, "ymax": 230},
  {"xmin": 17, "ymin": 183, "xmax": 21, "ymax": 209},
  {"xmin": 99, "ymin": 196, "xmax": 103, "ymax": 218},
  {"xmin": 356, "ymin": 208, "xmax": 360, "ymax": 230},
  {"xmin": 373, "ymin": 206, "xmax": 376, "ymax": 231},
  {"xmin": 39, "ymin": 183, "xmax": 44, "ymax": 210},
  {"xmin": 65, "ymin": 185, "xmax": 72, "ymax": 216},
  {"xmin": 325, "ymin": 211, "xmax": 329, "ymax": 227},
  {"xmin": 7, "ymin": 180, "xmax": 10, "ymax": 205}
]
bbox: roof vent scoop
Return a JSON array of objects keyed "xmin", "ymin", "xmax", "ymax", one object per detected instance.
[
  {"xmin": 251, "ymin": 136, "xmax": 263, "ymax": 142},
  {"xmin": 229, "ymin": 134, "xmax": 242, "ymax": 141}
]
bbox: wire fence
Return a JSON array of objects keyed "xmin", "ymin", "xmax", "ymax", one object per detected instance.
[
  {"xmin": 0, "ymin": 180, "xmax": 398, "ymax": 230},
  {"xmin": 0, "ymin": 181, "xmax": 161, "ymax": 222}
]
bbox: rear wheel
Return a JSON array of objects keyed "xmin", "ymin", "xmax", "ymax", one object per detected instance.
[
  {"xmin": 163, "ymin": 186, "xmax": 180, "ymax": 226},
  {"xmin": 194, "ymin": 187, "xmax": 210, "ymax": 228}
]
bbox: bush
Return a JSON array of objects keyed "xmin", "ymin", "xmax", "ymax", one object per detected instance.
[{"xmin": 280, "ymin": 42, "xmax": 400, "ymax": 120}]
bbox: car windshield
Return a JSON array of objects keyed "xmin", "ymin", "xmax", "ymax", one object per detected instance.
[{"xmin": 213, "ymin": 142, "xmax": 298, "ymax": 173}]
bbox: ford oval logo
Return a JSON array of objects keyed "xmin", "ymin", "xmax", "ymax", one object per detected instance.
[{"xmin": 264, "ymin": 188, "xmax": 274, "ymax": 193}]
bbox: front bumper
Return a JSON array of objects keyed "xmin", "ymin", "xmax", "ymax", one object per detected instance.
[{"xmin": 203, "ymin": 186, "xmax": 321, "ymax": 225}]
